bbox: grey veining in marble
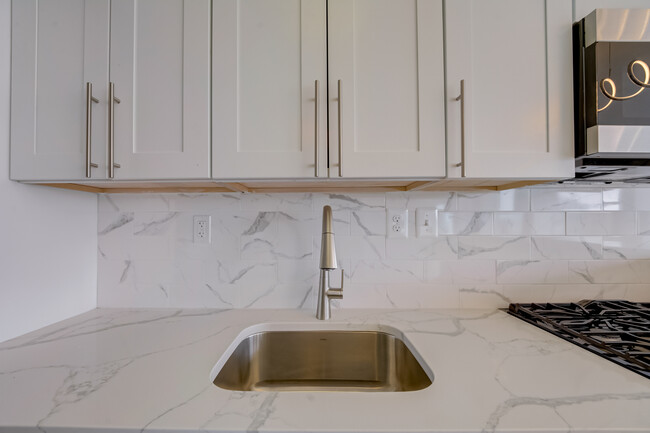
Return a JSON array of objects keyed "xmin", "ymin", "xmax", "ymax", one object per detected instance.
[
  {"xmin": 1, "ymin": 308, "xmax": 649, "ymax": 433},
  {"xmin": 96, "ymin": 190, "xmax": 650, "ymax": 310}
]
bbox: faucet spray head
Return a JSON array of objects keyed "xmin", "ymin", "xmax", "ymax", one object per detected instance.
[{"xmin": 320, "ymin": 206, "xmax": 338, "ymax": 270}]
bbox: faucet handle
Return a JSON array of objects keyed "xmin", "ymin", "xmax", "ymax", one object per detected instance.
[
  {"xmin": 330, "ymin": 268, "xmax": 344, "ymax": 290},
  {"xmin": 326, "ymin": 269, "xmax": 344, "ymax": 300}
]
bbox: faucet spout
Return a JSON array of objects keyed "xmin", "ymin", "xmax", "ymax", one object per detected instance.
[{"xmin": 317, "ymin": 205, "xmax": 343, "ymax": 320}]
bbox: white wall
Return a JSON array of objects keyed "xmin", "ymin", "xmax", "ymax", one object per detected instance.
[{"xmin": 0, "ymin": 0, "xmax": 97, "ymax": 342}]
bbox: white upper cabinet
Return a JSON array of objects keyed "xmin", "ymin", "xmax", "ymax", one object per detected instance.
[
  {"xmin": 11, "ymin": 0, "xmax": 210, "ymax": 182},
  {"xmin": 327, "ymin": 0, "xmax": 446, "ymax": 179},
  {"xmin": 10, "ymin": 0, "xmax": 109, "ymax": 181},
  {"xmin": 212, "ymin": 0, "xmax": 328, "ymax": 179},
  {"xmin": 445, "ymin": 0, "xmax": 575, "ymax": 179},
  {"xmin": 213, "ymin": 0, "xmax": 445, "ymax": 180},
  {"xmin": 110, "ymin": 0, "xmax": 211, "ymax": 180},
  {"xmin": 574, "ymin": 0, "xmax": 650, "ymax": 21},
  {"xmin": 12, "ymin": 0, "xmax": 583, "ymax": 185}
]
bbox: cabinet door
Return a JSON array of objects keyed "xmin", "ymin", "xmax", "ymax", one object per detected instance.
[
  {"xmin": 212, "ymin": 0, "xmax": 328, "ymax": 179},
  {"xmin": 109, "ymin": 0, "xmax": 210, "ymax": 180},
  {"xmin": 10, "ymin": 0, "xmax": 109, "ymax": 181},
  {"xmin": 445, "ymin": 0, "xmax": 574, "ymax": 179},
  {"xmin": 327, "ymin": 0, "xmax": 446, "ymax": 179},
  {"xmin": 574, "ymin": 0, "xmax": 650, "ymax": 21}
]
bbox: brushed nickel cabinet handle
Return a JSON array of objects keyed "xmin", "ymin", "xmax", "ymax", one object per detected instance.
[
  {"xmin": 85, "ymin": 82, "xmax": 99, "ymax": 178},
  {"xmin": 108, "ymin": 82, "xmax": 121, "ymax": 179},
  {"xmin": 455, "ymin": 79, "xmax": 466, "ymax": 177},
  {"xmin": 314, "ymin": 80, "xmax": 319, "ymax": 178},
  {"xmin": 337, "ymin": 79, "xmax": 342, "ymax": 177}
]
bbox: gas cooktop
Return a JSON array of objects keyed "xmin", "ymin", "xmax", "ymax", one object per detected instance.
[{"xmin": 507, "ymin": 300, "xmax": 650, "ymax": 379}]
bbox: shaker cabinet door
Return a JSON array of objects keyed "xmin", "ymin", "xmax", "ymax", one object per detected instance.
[
  {"xmin": 10, "ymin": 0, "xmax": 109, "ymax": 181},
  {"xmin": 109, "ymin": 0, "xmax": 211, "ymax": 180},
  {"xmin": 445, "ymin": 0, "xmax": 574, "ymax": 179},
  {"xmin": 212, "ymin": 0, "xmax": 328, "ymax": 179},
  {"xmin": 327, "ymin": 0, "xmax": 446, "ymax": 179}
]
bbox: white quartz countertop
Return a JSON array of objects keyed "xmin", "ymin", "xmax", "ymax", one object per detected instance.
[{"xmin": 1, "ymin": 308, "xmax": 649, "ymax": 433}]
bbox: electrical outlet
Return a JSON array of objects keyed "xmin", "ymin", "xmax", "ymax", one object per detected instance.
[
  {"xmin": 415, "ymin": 208, "xmax": 438, "ymax": 237},
  {"xmin": 193, "ymin": 215, "xmax": 211, "ymax": 244},
  {"xmin": 386, "ymin": 209, "xmax": 408, "ymax": 238}
]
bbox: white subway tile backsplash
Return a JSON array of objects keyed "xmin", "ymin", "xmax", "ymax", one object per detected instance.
[
  {"xmin": 98, "ymin": 194, "xmax": 171, "ymax": 213},
  {"xmin": 339, "ymin": 284, "xmax": 392, "ymax": 309},
  {"xmin": 100, "ymin": 259, "xmax": 135, "ymax": 288},
  {"xmin": 531, "ymin": 189, "xmax": 602, "ymax": 211},
  {"xmin": 169, "ymin": 193, "xmax": 243, "ymax": 212},
  {"xmin": 98, "ymin": 211, "xmax": 135, "ymax": 236},
  {"xmin": 568, "ymin": 260, "xmax": 650, "ymax": 284},
  {"xmin": 351, "ymin": 211, "xmax": 387, "ymax": 236},
  {"xmin": 625, "ymin": 284, "xmax": 650, "ymax": 302},
  {"xmin": 277, "ymin": 258, "xmax": 319, "ymax": 284},
  {"xmin": 242, "ymin": 235, "xmax": 313, "ymax": 261},
  {"xmin": 350, "ymin": 259, "xmax": 424, "ymax": 284},
  {"xmin": 241, "ymin": 193, "xmax": 313, "ymax": 212},
  {"xmin": 637, "ymin": 212, "xmax": 650, "ymax": 235},
  {"xmin": 168, "ymin": 283, "xmax": 235, "ymax": 309},
  {"xmin": 500, "ymin": 284, "xmax": 542, "ymax": 304},
  {"xmin": 496, "ymin": 260, "xmax": 568, "ymax": 284},
  {"xmin": 603, "ymin": 188, "xmax": 637, "ymax": 211},
  {"xmin": 385, "ymin": 191, "xmax": 456, "ymax": 211},
  {"xmin": 493, "ymin": 212, "xmax": 565, "ymax": 235},
  {"xmin": 531, "ymin": 236, "xmax": 602, "ymax": 260},
  {"xmin": 206, "ymin": 260, "xmax": 277, "ymax": 287},
  {"xmin": 457, "ymin": 189, "xmax": 529, "ymax": 211},
  {"xmin": 313, "ymin": 193, "xmax": 385, "ymax": 211},
  {"xmin": 103, "ymin": 282, "xmax": 172, "ymax": 308},
  {"xmin": 333, "ymin": 236, "xmax": 386, "ymax": 260},
  {"xmin": 566, "ymin": 212, "xmax": 636, "ymax": 235},
  {"xmin": 543, "ymin": 284, "xmax": 628, "ymax": 303},
  {"xmin": 603, "ymin": 236, "xmax": 650, "ymax": 260},
  {"xmin": 634, "ymin": 188, "xmax": 650, "ymax": 211},
  {"xmin": 386, "ymin": 237, "xmax": 458, "ymax": 260},
  {"xmin": 97, "ymin": 189, "xmax": 650, "ymax": 309},
  {"xmin": 382, "ymin": 284, "xmax": 460, "ymax": 309},
  {"xmin": 131, "ymin": 234, "xmax": 174, "ymax": 261},
  {"xmin": 241, "ymin": 283, "xmax": 315, "ymax": 309},
  {"xmin": 458, "ymin": 236, "xmax": 530, "ymax": 260},
  {"xmin": 425, "ymin": 260, "xmax": 496, "ymax": 284},
  {"xmin": 130, "ymin": 258, "xmax": 204, "ymax": 286},
  {"xmin": 199, "ymin": 283, "xmax": 240, "ymax": 308},
  {"xmin": 438, "ymin": 212, "xmax": 493, "ymax": 235},
  {"xmin": 98, "ymin": 213, "xmax": 135, "ymax": 260}
]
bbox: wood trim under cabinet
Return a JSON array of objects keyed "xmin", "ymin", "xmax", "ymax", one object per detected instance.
[{"xmin": 35, "ymin": 178, "xmax": 554, "ymax": 194}]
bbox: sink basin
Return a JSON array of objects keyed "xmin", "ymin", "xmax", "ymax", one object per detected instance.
[{"xmin": 211, "ymin": 327, "xmax": 432, "ymax": 392}]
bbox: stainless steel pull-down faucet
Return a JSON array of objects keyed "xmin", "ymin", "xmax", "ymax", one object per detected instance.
[{"xmin": 317, "ymin": 206, "xmax": 343, "ymax": 320}]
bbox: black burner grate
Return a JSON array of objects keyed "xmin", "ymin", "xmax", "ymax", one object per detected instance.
[{"xmin": 507, "ymin": 300, "xmax": 650, "ymax": 379}]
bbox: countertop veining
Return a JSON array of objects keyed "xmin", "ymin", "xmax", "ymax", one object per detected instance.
[{"xmin": 1, "ymin": 308, "xmax": 649, "ymax": 432}]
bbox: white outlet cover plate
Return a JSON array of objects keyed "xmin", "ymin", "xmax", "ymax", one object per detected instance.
[
  {"xmin": 386, "ymin": 209, "xmax": 408, "ymax": 238},
  {"xmin": 193, "ymin": 215, "xmax": 211, "ymax": 244}
]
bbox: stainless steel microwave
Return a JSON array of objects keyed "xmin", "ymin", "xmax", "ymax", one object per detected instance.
[{"xmin": 572, "ymin": 9, "xmax": 650, "ymax": 183}]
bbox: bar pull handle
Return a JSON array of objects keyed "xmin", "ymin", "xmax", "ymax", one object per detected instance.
[
  {"xmin": 337, "ymin": 79, "xmax": 342, "ymax": 177},
  {"xmin": 85, "ymin": 82, "xmax": 99, "ymax": 178},
  {"xmin": 108, "ymin": 82, "xmax": 121, "ymax": 179},
  {"xmin": 455, "ymin": 79, "xmax": 466, "ymax": 177},
  {"xmin": 314, "ymin": 80, "xmax": 319, "ymax": 178}
]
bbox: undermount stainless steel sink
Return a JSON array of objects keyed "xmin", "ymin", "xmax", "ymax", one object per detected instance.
[{"xmin": 212, "ymin": 329, "xmax": 432, "ymax": 392}]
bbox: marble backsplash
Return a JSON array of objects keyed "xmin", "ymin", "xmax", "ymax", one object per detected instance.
[{"xmin": 97, "ymin": 187, "xmax": 650, "ymax": 310}]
